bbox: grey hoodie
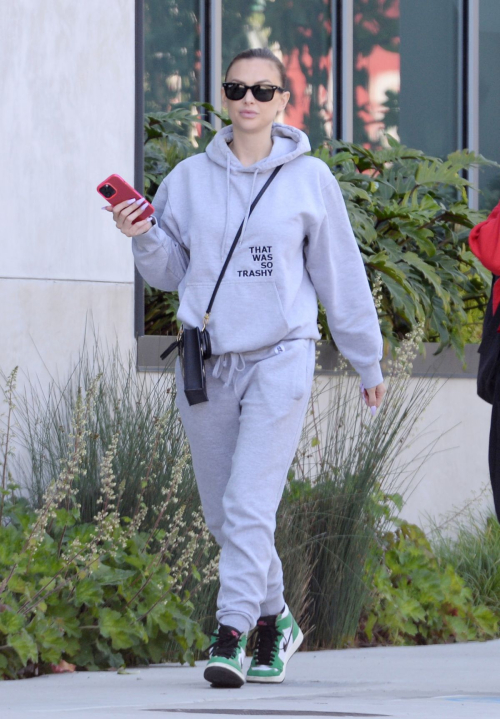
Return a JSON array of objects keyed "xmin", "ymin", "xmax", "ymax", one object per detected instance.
[{"xmin": 132, "ymin": 122, "xmax": 384, "ymax": 388}]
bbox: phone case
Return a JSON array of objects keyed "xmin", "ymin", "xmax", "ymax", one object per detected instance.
[{"xmin": 97, "ymin": 174, "xmax": 154, "ymax": 224}]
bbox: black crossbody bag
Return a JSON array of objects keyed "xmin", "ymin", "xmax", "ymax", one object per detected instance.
[{"xmin": 160, "ymin": 164, "xmax": 283, "ymax": 406}]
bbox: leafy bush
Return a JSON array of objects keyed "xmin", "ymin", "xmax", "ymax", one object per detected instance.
[
  {"xmin": 15, "ymin": 342, "xmax": 193, "ymax": 529},
  {"xmin": 0, "ymin": 363, "xmax": 215, "ymax": 679},
  {"xmin": 357, "ymin": 518, "xmax": 498, "ymax": 646},
  {"xmin": 0, "ymin": 506, "xmax": 208, "ymax": 679},
  {"xmin": 432, "ymin": 513, "xmax": 500, "ymax": 617},
  {"xmin": 315, "ymin": 139, "xmax": 496, "ymax": 360}
]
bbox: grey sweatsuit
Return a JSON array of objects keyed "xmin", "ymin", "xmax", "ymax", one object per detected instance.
[{"xmin": 132, "ymin": 122, "xmax": 384, "ymax": 634}]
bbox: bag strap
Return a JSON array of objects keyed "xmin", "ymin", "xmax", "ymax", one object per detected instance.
[
  {"xmin": 203, "ymin": 163, "xmax": 284, "ymax": 328},
  {"xmin": 161, "ymin": 163, "xmax": 283, "ymax": 361}
]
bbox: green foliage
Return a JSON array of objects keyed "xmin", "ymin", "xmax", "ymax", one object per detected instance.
[
  {"xmin": 358, "ymin": 519, "xmax": 498, "ymax": 646},
  {"xmin": 143, "ymin": 106, "xmax": 222, "ymax": 200},
  {"xmin": 314, "ymin": 139, "xmax": 497, "ymax": 361},
  {"xmin": 1, "ymin": 347, "xmax": 217, "ymax": 678},
  {"xmin": 15, "ymin": 342, "xmax": 190, "ymax": 527},
  {"xmin": 432, "ymin": 514, "xmax": 500, "ymax": 617},
  {"xmin": 0, "ymin": 503, "xmax": 208, "ymax": 679}
]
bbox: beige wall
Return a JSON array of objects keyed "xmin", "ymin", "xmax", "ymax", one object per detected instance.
[
  {"xmin": 0, "ymin": 0, "xmax": 136, "ymax": 386},
  {"xmin": 396, "ymin": 377, "xmax": 494, "ymax": 530},
  {"xmin": 311, "ymin": 375, "xmax": 495, "ymax": 531}
]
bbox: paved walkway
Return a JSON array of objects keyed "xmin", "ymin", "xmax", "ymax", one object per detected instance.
[{"xmin": 1, "ymin": 639, "xmax": 499, "ymax": 719}]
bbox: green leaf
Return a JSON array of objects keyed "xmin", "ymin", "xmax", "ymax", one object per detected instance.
[
  {"xmin": 91, "ymin": 564, "xmax": 136, "ymax": 586},
  {"xmin": 382, "ymin": 276, "xmax": 418, "ymax": 325},
  {"xmin": 402, "ymin": 252, "xmax": 450, "ymax": 312},
  {"xmin": 0, "ymin": 610, "xmax": 24, "ymax": 635},
  {"xmin": 98, "ymin": 609, "xmax": 145, "ymax": 651},
  {"xmin": 74, "ymin": 578, "xmax": 104, "ymax": 607},
  {"xmin": 36, "ymin": 624, "xmax": 65, "ymax": 664},
  {"xmin": 8, "ymin": 629, "xmax": 37, "ymax": 665}
]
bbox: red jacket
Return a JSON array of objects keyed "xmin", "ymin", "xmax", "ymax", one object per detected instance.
[{"xmin": 469, "ymin": 201, "xmax": 500, "ymax": 327}]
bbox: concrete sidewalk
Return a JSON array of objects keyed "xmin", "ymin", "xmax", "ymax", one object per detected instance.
[{"xmin": 1, "ymin": 639, "xmax": 499, "ymax": 719}]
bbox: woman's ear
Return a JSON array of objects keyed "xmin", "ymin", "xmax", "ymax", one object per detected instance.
[{"xmin": 280, "ymin": 91, "xmax": 290, "ymax": 114}]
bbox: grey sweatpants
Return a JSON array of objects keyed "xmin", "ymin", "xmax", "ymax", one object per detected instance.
[{"xmin": 175, "ymin": 337, "xmax": 316, "ymax": 634}]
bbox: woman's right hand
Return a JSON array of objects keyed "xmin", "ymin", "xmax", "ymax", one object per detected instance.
[{"xmin": 103, "ymin": 198, "xmax": 153, "ymax": 237}]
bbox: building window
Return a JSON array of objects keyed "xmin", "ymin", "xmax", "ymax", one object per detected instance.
[
  {"xmin": 479, "ymin": 0, "xmax": 500, "ymax": 210},
  {"xmin": 352, "ymin": 0, "xmax": 462, "ymax": 156},
  {"xmin": 222, "ymin": 1, "xmax": 333, "ymax": 148},
  {"xmin": 144, "ymin": 0, "xmax": 201, "ymax": 111}
]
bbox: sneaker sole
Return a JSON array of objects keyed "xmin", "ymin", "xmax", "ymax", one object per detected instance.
[
  {"xmin": 204, "ymin": 662, "xmax": 245, "ymax": 688},
  {"xmin": 246, "ymin": 626, "xmax": 304, "ymax": 684}
]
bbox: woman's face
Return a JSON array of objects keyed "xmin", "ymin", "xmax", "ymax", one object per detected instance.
[{"xmin": 222, "ymin": 58, "xmax": 289, "ymax": 135}]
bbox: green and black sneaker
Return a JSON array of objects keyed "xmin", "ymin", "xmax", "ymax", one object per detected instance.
[
  {"xmin": 246, "ymin": 603, "xmax": 303, "ymax": 684},
  {"xmin": 203, "ymin": 624, "xmax": 247, "ymax": 688}
]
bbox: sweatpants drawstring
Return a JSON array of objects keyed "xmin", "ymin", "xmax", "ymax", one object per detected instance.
[{"xmin": 213, "ymin": 352, "xmax": 246, "ymax": 392}]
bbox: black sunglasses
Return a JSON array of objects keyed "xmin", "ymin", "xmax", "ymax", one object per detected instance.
[{"xmin": 222, "ymin": 82, "xmax": 285, "ymax": 102}]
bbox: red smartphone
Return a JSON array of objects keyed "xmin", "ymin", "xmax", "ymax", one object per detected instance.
[{"xmin": 97, "ymin": 174, "xmax": 154, "ymax": 224}]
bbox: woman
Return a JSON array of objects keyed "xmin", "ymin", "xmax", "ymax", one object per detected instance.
[
  {"xmin": 106, "ymin": 48, "xmax": 386, "ymax": 688},
  {"xmin": 469, "ymin": 200, "xmax": 500, "ymax": 520}
]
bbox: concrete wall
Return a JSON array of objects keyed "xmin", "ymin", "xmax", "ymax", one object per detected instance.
[
  {"xmin": 0, "ymin": 0, "xmax": 136, "ymax": 387},
  {"xmin": 396, "ymin": 377, "xmax": 494, "ymax": 529},
  {"xmin": 311, "ymin": 375, "xmax": 495, "ymax": 531}
]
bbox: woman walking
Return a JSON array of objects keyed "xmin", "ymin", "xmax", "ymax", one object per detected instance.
[{"xmin": 107, "ymin": 48, "xmax": 386, "ymax": 688}]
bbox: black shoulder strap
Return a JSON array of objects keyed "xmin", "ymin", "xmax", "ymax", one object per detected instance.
[
  {"xmin": 205, "ymin": 164, "xmax": 284, "ymax": 319},
  {"xmin": 160, "ymin": 163, "xmax": 283, "ymax": 362}
]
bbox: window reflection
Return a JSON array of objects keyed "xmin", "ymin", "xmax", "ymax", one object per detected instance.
[
  {"xmin": 353, "ymin": 0, "xmax": 400, "ymax": 149},
  {"xmin": 353, "ymin": 0, "xmax": 461, "ymax": 159},
  {"xmin": 144, "ymin": 0, "xmax": 201, "ymax": 112},
  {"xmin": 479, "ymin": 0, "xmax": 500, "ymax": 210},
  {"xmin": 222, "ymin": 0, "xmax": 333, "ymax": 148}
]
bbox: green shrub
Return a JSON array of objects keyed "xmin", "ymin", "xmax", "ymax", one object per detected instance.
[
  {"xmin": 358, "ymin": 518, "xmax": 498, "ymax": 646},
  {"xmin": 15, "ymin": 343, "xmax": 195, "ymax": 530},
  {"xmin": 0, "ymin": 506, "xmax": 208, "ymax": 679},
  {"xmin": 315, "ymin": 138, "xmax": 496, "ymax": 360},
  {"xmin": 0, "ymin": 364, "xmax": 214, "ymax": 678},
  {"xmin": 432, "ymin": 513, "xmax": 500, "ymax": 617}
]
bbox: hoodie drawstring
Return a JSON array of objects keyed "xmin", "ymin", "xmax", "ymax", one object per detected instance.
[
  {"xmin": 221, "ymin": 153, "xmax": 232, "ymax": 259},
  {"xmin": 239, "ymin": 168, "xmax": 259, "ymax": 246},
  {"xmin": 222, "ymin": 150, "xmax": 260, "ymax": 257}
]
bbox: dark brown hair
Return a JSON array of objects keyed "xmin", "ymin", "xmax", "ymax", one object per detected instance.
[{"xmin": 225, "ymin": 48, "xmax": 287, "ymax": 88}]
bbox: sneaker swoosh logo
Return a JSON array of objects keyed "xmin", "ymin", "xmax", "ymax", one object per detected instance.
[{"xmin": 282, "ymin": 627, "xmax": 293, "ymax": 652}]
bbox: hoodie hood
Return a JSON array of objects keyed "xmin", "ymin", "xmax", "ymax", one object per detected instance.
[
  {"xmin": 205, "ymin": 122, "xmax": 311, "ymax": 172},
  {"xmin": 206, "ymin": 123, "xmax": 312, "ymax": 256}
]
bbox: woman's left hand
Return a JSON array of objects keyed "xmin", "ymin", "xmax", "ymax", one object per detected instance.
[{"xmin": 360, "ymin": 382, "xmax": 386, "ymax": 415}]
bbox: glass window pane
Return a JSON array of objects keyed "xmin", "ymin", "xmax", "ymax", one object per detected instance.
[
  {"xmin": 222, "ymin": 1, "xmax": 333, "ymax": 148},
  {"xmin": 399, "ymin": 0, "xmax": 460, "ymax": 157},
  {"xmin": 144, "ymin": 0, "xmax": 201, "ymax": 112},
  {"xmin": 479, "ymin": 0, "xmax": 500, "ymax": 210},
  {"xmin": 353, "ymin": 0, "xmax": 400, "ymax": 149},
  {"xmin": 353, "ymin": 0, "xmax": 460, "ymax": 157}
]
